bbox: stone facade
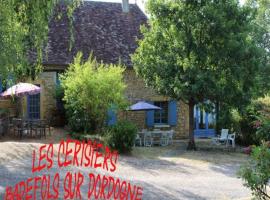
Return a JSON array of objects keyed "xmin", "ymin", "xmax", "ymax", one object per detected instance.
[
  {"xmin": 119, "ymin": 68, "xmax": 190, "ymax": 139},
  {"xmin": 0, "ymin": 100, "xmax": 16, "ymax": 117},
  {"xmin": 21, "ymin": 72, "xmax": 57, "ymax": 121},
  {"xmin": 30, "ymin": 69, "xmax": 189, "ymax": 139}
]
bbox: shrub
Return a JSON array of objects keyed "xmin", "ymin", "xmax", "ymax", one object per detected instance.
[
  {"xmin": 217, "ymin": 106, "xmax": 258, "ymax": 146},
  {"xmin": 60, "ymin": 52, "xmax": 126, "ymax": 133},
  {"xmin": 219, "ymin": 96, "xmax": 270, "ymax": 146},
  {"xmin": 238, "ymin": 105, "xmax": 258, "ymax": 146},
  {"xmin": 254, "ymin": 115, "xmax": 270, "ymax": 143},
  {"xmin": 251, "ymin": 96, "xmax": 270, "ymax": 144},
  {"xmin": 239, "ymin": 143, "xmax": 270, "ymax": 199},
  {"xmin": 105, "ymin": 120, "xmax": 137, "ymax": 153}
]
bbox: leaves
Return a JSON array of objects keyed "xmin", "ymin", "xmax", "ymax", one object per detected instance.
[
  {"xmin": 60, "ymin": 52, "xmax": 127, "ymax": 133},
  {"xmin": 132, "ymin": 0, "xmax": 262, "ymax": 107},
  {"xmin": 0, "ymin": 0, "xmax": 81, "ymax": 80},
  {"xmin": 239, "ymin": 143, "xmax": 270, "ymax": 199}
]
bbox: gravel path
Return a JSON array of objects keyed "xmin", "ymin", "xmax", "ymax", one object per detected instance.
[{"xmin": 0, "ymin": 141, "xmax": 251, "ymax": 200}]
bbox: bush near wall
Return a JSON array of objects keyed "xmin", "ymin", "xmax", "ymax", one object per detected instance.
[
  {"xmin": 104, "ymin": 120, "xmax": 137, "ymax": 153},
  {"xmin": 60, "ymin": 52, "xmax": 126, "ymax": 133}
]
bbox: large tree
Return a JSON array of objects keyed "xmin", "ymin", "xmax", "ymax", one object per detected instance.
[
  {"xmin": 247, "ymin": 0, "xmax": 270, "ymax": 96},
  {"xmin": 0, "ymin": 0, "xmax": 81, "ymax": 81},
  {"xmin": 132, "ymin": 0, "xmax": 262, "ymax": 150}
]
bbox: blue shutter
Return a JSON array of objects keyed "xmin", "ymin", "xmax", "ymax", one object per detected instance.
[
  {"xmin": 107, "ymin": 106, "xmax": 117, "ymax": 126},
  {"xmin": 146, "ymin": 101, "xmax": 154, "ymax": 127},
  {"xmin": 168, "ymin": 100, "xmax": 177, "ymax": 126}
]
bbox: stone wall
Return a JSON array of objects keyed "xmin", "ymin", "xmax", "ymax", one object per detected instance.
[
  {"xmin": 0, "ymin": 100, "xmax": 16, "ymax": 117},
  {"xmin": 21, "ymin": 72, "xmax": 57, "ymax": 121},
  {"xmin": 35, "ymin": 69, "xmax": 190, "ymax": 138},
  {"xmin": 119, "ymin": 68, "xmax": 190, "ymax": 139}
]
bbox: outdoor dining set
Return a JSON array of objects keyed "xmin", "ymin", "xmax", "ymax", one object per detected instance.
[
  {"xmin": 0, "ymin": 82, "xmax": 51, "ymax": 139},
  {"xmin": 135, "ymin": 129, "xmax": 174, "ymax": 147},
  {"xmin": 129, "ymin": 101, "xmax": 175, "ymax": 147},
  {"xmin": 9, "ymin": 118, "xmax": 50, "ymax": 139}
]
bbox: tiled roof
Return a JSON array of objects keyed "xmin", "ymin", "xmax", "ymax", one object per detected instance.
[{"xmin": 43, "ymin": 1, "xmax": 147, "ymax": 68}]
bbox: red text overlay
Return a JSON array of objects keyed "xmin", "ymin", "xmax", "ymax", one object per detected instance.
[{"xmin": 4, "ymin": 139, "xmax": 143, "ymax": 200}]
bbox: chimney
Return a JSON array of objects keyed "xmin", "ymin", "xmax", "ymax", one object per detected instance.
[{"xmin": 122, "ymin": 0, "xmax": 129, "ymax": 13}]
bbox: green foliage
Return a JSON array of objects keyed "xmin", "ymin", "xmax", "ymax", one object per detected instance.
[
  {"xmin": 254, "ymin": 95, "xmax": 270, "ymax": 117},
  {"xmin": 255, "ymin": 115, "xmax": 270, "ymax": 143},
  {"xmin": 220, "ymin": 95, "xmax": 270, "ymax": 146},
  {"xmin": 239, "ymin": 143, "xmax": 270, "ymax": 199},
  {"xmin": 246, "ymin": 0, "xmax": 270, "ymax": 95},
  {"xmin": 238, "ymin": 106, "xmax": 258, "ymax": 145},
  {"xmin": 132, "ymin": 0, "xmax": 262, "ymax": 149},
  {"xmin": 60, "ymin": 52, "xmax": 126, "ymax": 133},
  {"xmin": 104, "ymin": 120, "xmax": 137, "ymax": 153},
  {"xmin": 133, "ymin": 0, "xmax": 260, "ymax": 105},
  {"xmin": 253, "ymin": 96, "xmax": 270, "ymax": 142},
  {"xmin": 0, "ymin": 0, "xmax": 81, "ymax": 79},
  {"xmin": 54, "ymin": 84, "xmax": 64, "ymax": 100}
]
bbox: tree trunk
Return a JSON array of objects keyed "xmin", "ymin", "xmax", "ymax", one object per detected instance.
[{"xmin": 187, "ymin": 99, "xmax": 197, "ymax": 150}]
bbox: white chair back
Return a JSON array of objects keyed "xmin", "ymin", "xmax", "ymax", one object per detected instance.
[
  {"xmin": 220, "ymin": 129, "xmax": 229, "ymax": 139},
  {"xmin": 161, "ymin": 132, "xmax": 167, "ymax": 137},
  {"xmin": 145, "ymin": 131, "xmax": 152, "ymax": 137}
]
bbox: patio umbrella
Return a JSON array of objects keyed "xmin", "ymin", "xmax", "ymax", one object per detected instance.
[
  {"xmin": 129, "ymin": 101, "xmax": 161, "ymax": 111},
  {"xmin": 0, "ymin": 83, "xmax": 41, "ymax": 98},
  {"xmin": 127, "ymin": 101, "xmax": 161, "ymax": 135},
  {"xmin": 0, "ymin": 83, "xmax": 41, "ymax": 118}
]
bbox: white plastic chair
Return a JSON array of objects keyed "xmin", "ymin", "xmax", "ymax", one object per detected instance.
[
  {"xmin": 212, "ymin": 129, "xmax": 229, "ymax": 145},
  {"xmin": 167, "ymin": 130, "xmax": 174, "ymax": 145},
  {"xmin": 227, "ymin": 133, "xmax": 236, "ymax": 148},
  {"xmin": 160, "ymin": 132, "xmax": 169, "ymax": 146},
  {"xmin": 144, "ymin": 132, "xmax": 153, "ymax": 147},
  {"xmin": 134, "ymin": 134, "xmax": 142, "ymax": 147}
]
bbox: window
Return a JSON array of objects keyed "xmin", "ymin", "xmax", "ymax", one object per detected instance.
[
  {"xmin": 154, "ymin": 101, "xmax": 168, "ymax": 124},
  {"xmin": 28, "ymin": 93, "xmax": 40, "ymax": 119}
]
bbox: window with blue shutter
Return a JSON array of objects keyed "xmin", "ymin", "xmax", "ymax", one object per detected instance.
[
  {"xmin": 168, "ymin": 100, "xmax": 177, "ymax": 126},
  {"xmin": 107, "ymin": 105, "xmax": 117, "ymax": 126},
  {"xmin": 146, "ymin": 101, "xmax": 154, "ymax": 127}
]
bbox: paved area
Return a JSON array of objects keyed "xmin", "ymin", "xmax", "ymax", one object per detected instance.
[{"xmin": 0, "ymin": 134, "xmax": 251, "ymax": 200}]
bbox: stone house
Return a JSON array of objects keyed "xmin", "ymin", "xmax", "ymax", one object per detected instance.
[{"xmin": 0, "ymin": 1, "xmax": 216, "ymax": 139}]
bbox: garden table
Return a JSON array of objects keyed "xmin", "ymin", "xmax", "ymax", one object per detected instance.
[
  {"xmin": 138, "ymin": 129, "xmax": 170, "ymax": 147},
  {"xmin": 12, "ymin": 118, "xmax": 47, "ymax": 138}
]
